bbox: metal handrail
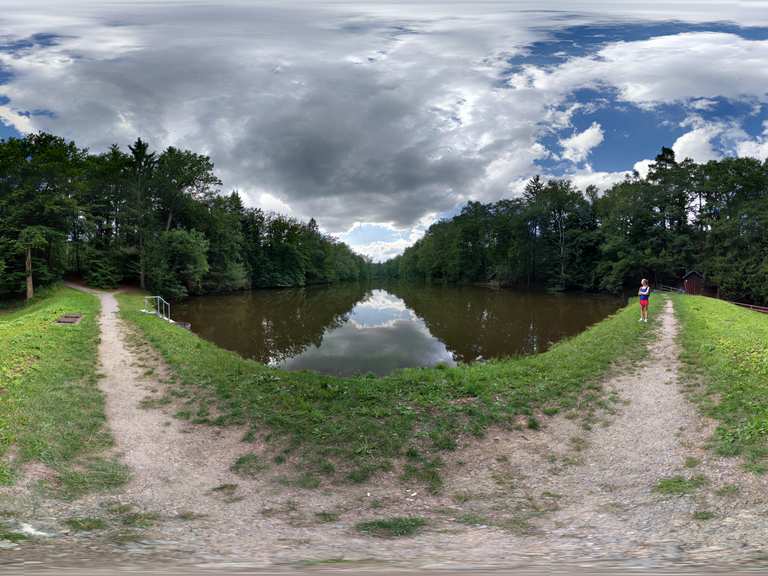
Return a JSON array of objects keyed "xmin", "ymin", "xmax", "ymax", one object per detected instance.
[
  {"xmin": 141, "ymin": 295, "xmax": 172, "ymax": 322},
  {"xmin": 732, "ymin": 301, "xmax": 768, "ymax": 314},
  {"xmin": 657, "ymin": 283, "xmax": 685, "ymax": 293}
]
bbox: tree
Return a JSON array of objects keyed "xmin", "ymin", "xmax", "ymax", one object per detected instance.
[
  {"xmin": 17, "ymin": 226, "xmax": 50, "ymax": 300},
  {"xmin": 128, "ymin": 138, "xmax": 157, "ymax": 290}
]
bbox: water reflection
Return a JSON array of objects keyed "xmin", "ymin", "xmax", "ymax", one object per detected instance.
[
  {"xmin": 173, "ymin": 284, "xmax": 622, "ymax": 376},
  {"xmin": 276, "ymin": 290, "xmax": 455, "ymax": 375}
]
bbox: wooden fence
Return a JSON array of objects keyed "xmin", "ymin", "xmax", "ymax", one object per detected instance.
[{"xmin": 656, "ymin": 283, "xmax": 768, "ymax": 314}]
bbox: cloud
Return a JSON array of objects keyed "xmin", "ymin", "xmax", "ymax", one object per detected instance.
[
  {"xmin": 733, "ymin": 119, "xmax": 768, "ymax": 160},
  {"xmin": 559, "ymin": 122, "xmax": 604, "ymax": 163},
  {"xmin": 1, "ymin": 2, "xmax": 767, "ymax": 259},
  {"xmin": 0, "ymin": 2, "xmax": 548, "ymax": 232},
  {"xmin": 513, "ymin": 32, "xmax": 768, "ymax": 108},
  {"xmin": 566, "ymin": 165, "xmax": 630, "ymax": 191},
  {"xmin": 672, "ymin": 125, "xmax": 722, "ymax": 162}
]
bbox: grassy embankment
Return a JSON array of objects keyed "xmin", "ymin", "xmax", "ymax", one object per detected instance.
[
  {"xmin": 0, "ymin": 286, "xmax": 127, "ymax": 497},
  {"xmin": 676, "ymin": 295, "xmax": 768, "ymax": 473},
  {"xmin": 117, "ymin": 292, "xmax": 661, "ymax": 490}
]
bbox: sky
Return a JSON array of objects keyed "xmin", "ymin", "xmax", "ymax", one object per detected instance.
[{"xmin": 1, "ymin": 1, "xmax": 768, "ymax": 261}]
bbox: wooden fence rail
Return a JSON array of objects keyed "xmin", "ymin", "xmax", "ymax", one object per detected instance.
[{"xmin": 656, "ymin": 283, "xmax": 768, "ymax": 315}]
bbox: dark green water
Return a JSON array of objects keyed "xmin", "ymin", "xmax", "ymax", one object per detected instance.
[{"xmin": 172, "ymin": 283, "xmax": 623, "ymax": 376}]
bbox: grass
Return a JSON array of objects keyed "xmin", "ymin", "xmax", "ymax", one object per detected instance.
[
  {"xmin": 116, "ymin": 292, "xmax": 660, "ymax": 490},
  {"xmin": 52, "ymin": 458, "xmax": 130, "ymax": 500},
  {"xmin": 0, "ymin": 529, "xmax": 28, "ymax": 542},
  {"xmin": 693, "ymin": 510, "xmax": 715, "ymax": 521},
  {"xmin": 314, "ymin": 511, "xmax": 340, "ymax": 523},
  {"xmin": 0, "ymin": 286, "xmax": 123, "ymax": 496},
  {"xmin": 675, "ymin": 295, "xmax": 768, "ymax": 472},
  {"xmin": 653, "ymin": 474, "xmax": 707, "ymax": 495},
  {"xmin": 684, "ymin": 456, "xmax": 701, "ymax": 468},
  {"xmin": 230, "ymin": 454, "xmax": 268, "ymax": 477},
  {"xmin": 64, "ymin": 517, "xmax": 107, "ymax": 531},
  {"xmin": 355, "ymin": 516, "xmax": 427, "ymax": 538},
  {"xmin": 715, "ymin": 483, "xmax": 740, "ymax": 497}
]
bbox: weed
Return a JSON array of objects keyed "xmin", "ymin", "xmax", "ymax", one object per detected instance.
[
  {"xmin": 654, "ymin": 475, "xmax": 707, "ymax": 495},
  {"xmin": 120, "ymin": 512, "xmax": 159, "ymax": 528},
  {"xmin": 684, "ymin": 456, "xmax": 701, "ymax": 468},
  {"xmin": 455, "ymin": 513, "xmax": 489, "ymax": 526},
  {"xmin": 452, "ymin": 491, "xmax": 474, "ymax": 504},
  {"xmin": 53, "ymin": 459, "xmax": 130, "ymax": 500},
  {"xmin": 693, "ymin": 510, "xmax": 715, "ymax": 521},
  {"xmin": 715, "ymin": 484, "xmax": 740, "ymax": 497},
  {"xmin": 175, "ymin": 511, "xmax": 206, "ymax": 521},
  {"xmin": 64, "ymin": 517, "xmax": 107, "ymax": 531},
  {"xmin": 230, "ymin": 454, "xmax": 268, "ymax": 477},
  {"xmin": 0, "ymin": 530, "xmax": 28, "ymax": 542},
  {"xmin": 314, "ymin": 511, "xmax": 340, "ymax": 523},
  {"xmin": 356, "ymin": 516, "xmax": 427, "ymax": 538},
  {"xmin": 211, "ymin": 483, "xmax": 238, "ymax": 495}
]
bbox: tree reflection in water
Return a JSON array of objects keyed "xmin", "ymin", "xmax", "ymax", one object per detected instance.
[{"xmin": 173, "ymin": 283, "xmax": 623, "ymax": 376}]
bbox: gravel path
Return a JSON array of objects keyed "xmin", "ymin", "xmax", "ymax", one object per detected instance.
[
  {"xmin": 528, "ymin": 299, "xmax": 768, "ymax": 562},
  {"xmin": 2, "ymin": 292, "xmax": 767, "ymax": 573}
]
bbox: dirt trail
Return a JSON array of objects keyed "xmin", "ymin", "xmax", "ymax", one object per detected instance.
[
  {"xmin": 94, "ymin": 290, "xmax": 247, "ymax": 512},
  {"xmin": 3, "ymin": 291, "xmax": 766, "ymax": 572},
  {"xmin": 527, "ymin": 299, "xmax": 768, "ymax": 563}
]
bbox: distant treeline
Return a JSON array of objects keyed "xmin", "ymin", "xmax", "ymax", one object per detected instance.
[
  {"xmin": 377, "ymin": 148, "xmax": 768, "ymax": 305},
  {"xmin": 0, "ymin": 133, "xmax": 370, "ymax": 300}
]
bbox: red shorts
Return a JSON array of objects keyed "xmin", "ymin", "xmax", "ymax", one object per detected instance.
[{"xmin": 640, "ymin": 299, "xmax": 649, "ymax": 308}]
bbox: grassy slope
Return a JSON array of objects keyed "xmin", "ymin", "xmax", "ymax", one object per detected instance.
[
  {"xmin": 676, "ymin": 295, "xmax": 768, "ymax": 472},
  {"xmin": 117, "ymin": 291, "xmax": 660, "ymax": 487},
  {"xmin": 0, "ymin": 286, "xmax": 125, "ymax": 497}
]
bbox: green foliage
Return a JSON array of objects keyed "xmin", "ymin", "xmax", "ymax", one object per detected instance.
[
  {"xmin": 654, "ymin": 475, "xmax": 707, "ymax": 495},
  {"xmin": 377, "ymin": 151, "xmax": 768, "ymax": 305},
  {"xmin": 145, "ymin": 229, "xmax": 210, "ymax": 299},
  {"xmin": 676, "ymin": 295, "xmax": 768, "ymax": 471},
  {"xmin": 64, "ymin": 517, "xmax": 107, "ymax": 531},
  {"xmin": 355, "ymin": 516, "xmax": 427, "ymax": 538},
  {"xmin": 0, "ymin": 287, "xmax": 121, "ymax": 496},
  {"xmin": 0, "ymin": 134, "xmax": 369, "ymax": 300},
  {"xmin": 230, "ymin": 454, "xmax": 268, "ymax": 477},
  {"xmin": 117, "ymin": 291, "xmax": 658, "ymax": 489}
]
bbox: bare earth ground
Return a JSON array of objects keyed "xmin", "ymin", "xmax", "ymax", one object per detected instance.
[{"xmin": 1, "ymin": 292, "xmax": 766, "ymax": 574}]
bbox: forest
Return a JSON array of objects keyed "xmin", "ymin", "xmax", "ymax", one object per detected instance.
[
  {"xmin": 377, "ymin": 148, "xmax": 768, "ymax": 305},
  {"xmin": 0, "ymin": 133, "xmax": 370, "ymax": 300},
  {"xmin": 3, "ymin": 133, "xmax": 767, "ymax": 305}
]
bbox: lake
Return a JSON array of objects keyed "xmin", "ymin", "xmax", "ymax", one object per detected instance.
[{"xmin": 172, "ymin": 283, "xmax": 623, "ymax": 376}]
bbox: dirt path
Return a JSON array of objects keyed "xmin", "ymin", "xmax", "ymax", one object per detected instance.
[
  {"xmin": 527, "ymin": 299, "xmax": 768, "ymax": 563},
  {"xmin": 3, "ymin": 292, "xmax": 767, "ymax": 572}
]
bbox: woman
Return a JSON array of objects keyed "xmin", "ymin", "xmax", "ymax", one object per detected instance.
[{"xmin": 638, "ymin": 278, "xmax": 650, "ymax": 323}]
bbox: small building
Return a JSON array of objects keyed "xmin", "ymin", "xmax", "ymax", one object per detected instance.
[{"xmin": 683, "ymin": 270, "xmax": 704, "ymax": 295}]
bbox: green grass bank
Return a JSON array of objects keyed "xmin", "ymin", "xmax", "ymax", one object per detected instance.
[
  {"xmin": 117, "ymin": 291, "xmax": 660, "ymax": 489},
  {"xmin": 675, "ymin": 295, "xmax": 768, "ymax": 472},
  {"xmin": 0, "ymin": 286, "xmax": 125, "ymax": 496}
]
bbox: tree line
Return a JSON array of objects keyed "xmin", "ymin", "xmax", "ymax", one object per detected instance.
[
  {"xmin": 377, "ymin": 148, "xmax": 768, "ymax": 305},
  {"xmin": 0, "ymin": 133, "xmax": 370, "ymax": 300}
]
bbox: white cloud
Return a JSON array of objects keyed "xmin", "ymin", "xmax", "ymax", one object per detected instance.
[
  {"xmin": 559, "ymin": 122, "xmax": 604, "ymax": 163},
  {"xmin": 633, "ymin": 159, "xmax": 654, "ymax": 179},
  {"xmin": 513, "ymin": 32, "xmax": 768, "ymax": 108},
  {"xmin": 672, "ymin": 125, "xmax": 723, "ymax": 162},
  {"xmin": 735, "ymin": 119, "xmax": 768, "ymax": 160}
]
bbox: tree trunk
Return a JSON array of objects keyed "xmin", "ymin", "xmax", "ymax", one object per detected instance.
[
  {"xmin": 139, "ymin": 234, "xmax": 146, "ymax": 290},
  {"xmin": 25, "ymin": 246, "xmax": 33, "ymax": 300}
]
